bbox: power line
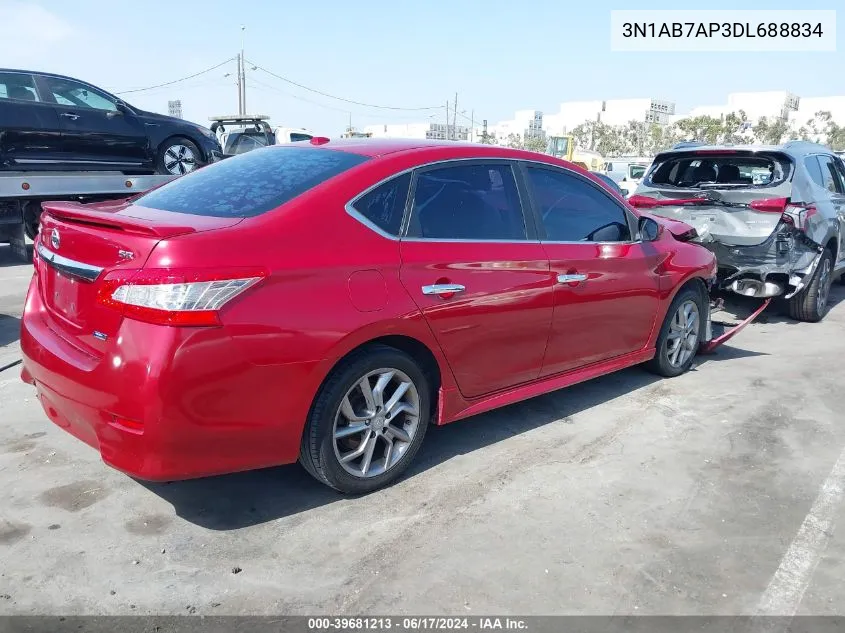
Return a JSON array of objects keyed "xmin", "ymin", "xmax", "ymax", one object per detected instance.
[
  {"xmin": 246, "ymin": 59, "xmax": 441, "ymax": 111},
  {"xmin": 246, "ymin": 78, "xmax": 437, "ymax": 121},
  {"xmin": 114, "ymin": 58, "xmax": 236, "ymax": 95}
]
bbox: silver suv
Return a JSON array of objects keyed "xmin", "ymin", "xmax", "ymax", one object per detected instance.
[{"xmin": 630, "ymin": 141, "xmax": 845, "ymax": 322}]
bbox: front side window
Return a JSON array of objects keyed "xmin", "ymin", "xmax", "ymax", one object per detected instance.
[
  {"xmin": 0, "ymin": 72, "xmax": 39, "ymax": 102},
  {"xmin": 352, "ymin": 173, "xmax": 411, "ymax": 236},
  {"xmin": 43, "ymin": 76, "xmax": 117, "ymax": 111},
  {"xmin": 525, "ymin": 167, "xmax": 631, "ymax": 242},
  {"xmin": 136, "ymin": 146, "xmax": 369, "ymax": 217},
  {"xmin": 406, "ymin": 163, "xmax": 526, "ymax": 240}
]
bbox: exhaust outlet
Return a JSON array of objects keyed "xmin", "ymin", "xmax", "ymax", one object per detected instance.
[{"xmin": 729, "ymin": 278, "xmax": 784, "ymax": 299}]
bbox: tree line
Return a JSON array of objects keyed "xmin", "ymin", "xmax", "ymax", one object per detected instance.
[{"xmin": 478, "ymin": 110, "xmax": 845, "ymax": 156}]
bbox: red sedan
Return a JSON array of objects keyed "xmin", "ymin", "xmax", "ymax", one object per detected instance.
[{"xmin": 20, "ymin": 139, "xmax": 716, "ymax": 494}]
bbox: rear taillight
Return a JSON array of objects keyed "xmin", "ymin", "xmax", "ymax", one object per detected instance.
[
  {"xmin": 628, "ymin": 195, "xmax": 710, "ymax": 209},
  {"xmin": 749, "ymin": 198, "xmax": 817, "ymax": 233},
  {"xmin": 749, "ymin": 197, "xmax": 788, "ymax": 213},
  {"xmin": 97, "ymin": 267, "xmax": 266, "ymax": 327}
]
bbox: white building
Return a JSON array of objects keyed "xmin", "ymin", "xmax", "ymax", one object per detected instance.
[
  {"xmin": 168, "ymin": 99, "xmax": 182, "ymax": 119},
  {"xmin": 488, "ymin": 110, "xmax": 545, "ymax": 143},
  {"xmin": 790, "ymin": 96, "xmax": 845, "ymax": 128},
  {"xmin": 543, "ymin": 98, "xmax": 676, "ymax": 135},
  {"xmin": 678, "ymin": 91, "xmax": 800, "ymax": 123},
  {"xmin": 362, "ymin": 121, "xmax": 470, "ymax": 141}
]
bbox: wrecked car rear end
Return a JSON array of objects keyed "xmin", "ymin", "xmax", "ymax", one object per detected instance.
[{"xmin": 630, "ymin": 146, "xmax": 833, "ymax": 301}]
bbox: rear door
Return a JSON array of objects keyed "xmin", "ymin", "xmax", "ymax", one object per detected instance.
[
  {"xmin": 521, "ymin": 164, "xmax": 661, "ymax": 377},
  {"xmin": 0, "ymin": 71, "xmax": 63, "ymax": 168},
  {"xmin": 398, "ymin": 160, "xmax": 554, "ymax": 399},
  {"xmin": 36, "ymin": 74, "xmax": 149, "ymax": 170},
  {"xmin": 815, "ymin": 154, "xmax": 845, "ymax": 266}
]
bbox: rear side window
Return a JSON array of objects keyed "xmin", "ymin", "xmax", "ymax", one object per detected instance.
[
  {"xmin": 647, "ymin": 153, "xmax": 788, "ymax": 188},
  {"xmin": 817, "ymin": 156, "xmax": 845, "ymax": 194},
  {"xmin": 406, "ymin": 163, "xmax": 526, "ymax": 240},
  {"xmin": 351, "ymin": 173, "xmax": 411, "ymax": 236},
  {"xmin": 804, "ymin": 156, "xmax": 827, "ymax": 189},
  {"xmin": 136, "ymin": 147, "xmax": 369, "ymax": 217},
  {"xmin": 0, "ymin": 72, "xmax": 39, "ymax": 102}
]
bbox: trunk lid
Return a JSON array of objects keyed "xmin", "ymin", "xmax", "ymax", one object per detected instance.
[
  {"xmin": 632, "ymin": 150, "xmax": 793, "ymax": 247},
  {"xmin": 36, "ymin": 200, "xmax": 241, "ymax": 356}
]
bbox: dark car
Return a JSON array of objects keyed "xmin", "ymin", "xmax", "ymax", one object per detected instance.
[{"xmin": 0, "ymin": 69, "xmax": 223, "ymax": 175}]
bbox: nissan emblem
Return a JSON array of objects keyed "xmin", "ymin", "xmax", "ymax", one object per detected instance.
[{"xmin": 51, "ymin": 228, "xmax": 60, "ymax": 250}]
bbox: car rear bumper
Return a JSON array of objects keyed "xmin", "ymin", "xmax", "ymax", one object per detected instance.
[
  {"xmin": 702, "ymin": 224, "xmax": 822, "ymax": 299},
  {"xmin": 20, "ymin": 277, "xmax": 321, "ymax": 481}
]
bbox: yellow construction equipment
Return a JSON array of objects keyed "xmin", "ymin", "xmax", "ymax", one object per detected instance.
[{"xmin": 546, "ymin": 135, "xmax": 604, "ymax": 172}]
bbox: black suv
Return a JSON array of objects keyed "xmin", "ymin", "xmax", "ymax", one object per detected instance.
[{"xmin": 0, "ymin": 69, "xmax": 222, "ymax": 175}]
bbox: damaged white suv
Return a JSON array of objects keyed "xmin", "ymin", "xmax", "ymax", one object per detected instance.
[{"xmin": 630, "ymin": 141, "xmax": 845, "ymax": 322}]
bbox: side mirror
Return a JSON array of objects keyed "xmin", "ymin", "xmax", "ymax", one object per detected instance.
[{"xmin": 638, "ymin": 216, "xmax": 662, "ymax": 242}]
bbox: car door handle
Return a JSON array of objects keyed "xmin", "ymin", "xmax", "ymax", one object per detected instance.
[
  {"xmin": 422, "ymin": 284, "xmax": 466, "ymax": 295},
  {"xmin": 557, "ymin": 273, "xmax": 588, "ymax": 284},
  {"xmin": 60, "ymin": 113, "xmax": 80, "ymax": 121}
]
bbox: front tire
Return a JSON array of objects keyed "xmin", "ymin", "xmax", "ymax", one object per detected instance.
[
  {"xmin": 155, "ymin": 137, "xmax": 201, "ymax": 176},
  {"xmin": 787, "ymin": 249, "xmax": 833, "ymax": 322},
  {"xmin": 300, "ymin": 345, "xmax": 430, "ymax": 494},
  {"xmin": 645, "ymin": 285, "xmax": 704, "ymax": 378}
]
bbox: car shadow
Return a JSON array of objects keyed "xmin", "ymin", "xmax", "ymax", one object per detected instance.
[
  {"xmin": 715, "ymin": 283, "xmax": 845, "ymax": 326},
  {"xmin": 0, "ymin": 314, "xmax": 21, "ymax": 349},
  {"xmin": 141, "ymin": 346, "xmax": 766, "ymax": 530},
  {"xmin": 0, "ymin": 243, "xmax": 32, "ymax": 268}
]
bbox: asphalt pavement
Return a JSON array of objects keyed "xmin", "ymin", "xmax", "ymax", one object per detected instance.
[{"xmin": 1, "ymin": 243, "xmax": 844, "ymax": 617}]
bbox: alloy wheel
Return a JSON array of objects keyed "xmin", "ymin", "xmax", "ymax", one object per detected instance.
[
  {"xmin": 666, "ymin": 299, "xmax": 700, "ymax": 368},
  {"xmin": 332, "ymin": 368, "xmax": 421, "ymax": 478},
  {"xmin": 163, "ymin": 144, "xmax": 197, "ymax": 175},
  {"xmin": 817, "ymin": 256, "xmax": 832, "ymax": 316}
]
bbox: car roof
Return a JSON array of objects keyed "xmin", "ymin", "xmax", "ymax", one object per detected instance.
[
  {"xmin": 295, "ymin": 137, "xmax": 557, "ymax": 161},
  {"xmin": 659, "ymin": 141, "xmax": 832, "ymax": 158}
]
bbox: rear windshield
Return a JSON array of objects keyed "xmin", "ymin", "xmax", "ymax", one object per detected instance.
[
  {"xmin": 645, "ymin": 152, "xmax": 790, "ymax": 189},
  {"xmin": 136, "ymin": 146, "xmax": 369, "ymax": 217}
]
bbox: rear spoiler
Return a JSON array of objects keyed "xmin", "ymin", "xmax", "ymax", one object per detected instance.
[{"xmin": 41, "ymin": 201, "xmax": 197, "ymax": 239}]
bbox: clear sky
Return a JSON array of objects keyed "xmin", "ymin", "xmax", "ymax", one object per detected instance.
[{"xmin": 1, "ymin": 0, "xmax": 841, "ymax": 134}]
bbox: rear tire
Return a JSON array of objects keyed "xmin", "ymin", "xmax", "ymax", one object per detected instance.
[
  {"xmin": 155, "ymin": 137, "xmax": 202, "ymax": 176},
  {"xmin": 787, "ymin": 249, "xmax": 833, "ymax": 323},
  {"xmin": 645, "ymin": 285, "xmax": 705, "ymax": 378},
  {"xmin": 300, "ymin": 345, "xmax": 430, "ymax": 494}
]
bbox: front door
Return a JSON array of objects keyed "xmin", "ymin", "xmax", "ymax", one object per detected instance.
[
  {"xmin": 37, "ymin": 74, "xmax": 149, "ymax": 170},
  {"xmin": 0, "ymin": 71, "xmax": 64, "ymax": 169},
  {"xmin": 521, "ymin": 164, "xmax": 662, "ymax": 377},
  {"xmin": 399, "ymin": 160, "xmax": 554, "ymax": 399}
]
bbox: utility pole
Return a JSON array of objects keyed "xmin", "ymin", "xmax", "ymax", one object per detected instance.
[
  {"xmin": 236, "ymin": 53, "xmax": 243, "ymax": 115},
  {"xmin": 453, "ymin": 93, "xmax": 458, "ymax": 141},
  {"xmin": 445, "ymin": 101, "xmax": 449, "ymax": 140},
  {"xmin": 470, "ymin": 110, "xmax": 475, "ymax": 143},
  {"xmin": 239, "ymin": 26, "xmax": 247, "ymax": 114}
]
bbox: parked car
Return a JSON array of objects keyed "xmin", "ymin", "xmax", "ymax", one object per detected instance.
[
  {"xmin": 630, "ymin": 141, "xmax": 845, "ymax": 322},
  {"xmin": 275, "ymin": 127, "xmax": 314, "ymax": 144},
  {"xmin": 210, "ymin": 115, "xmax": 275, "ymax": 156},
  {"xmin": 0, "ymin": 69, "xmax": 222, "ymax": 175},
  {"xmin": 604, "ymin": 158, "xmax": 651, "ymax": 197},
  {"xmin": 21, "ymin": 139, "xmax": 716, "ymax": 494},
  {"xmin": 592, "ymin": 172, "xmax": 627, "ymax": 197}
]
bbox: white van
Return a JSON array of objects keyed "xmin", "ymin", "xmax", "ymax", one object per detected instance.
[
  {"xmin": 603, "ymin": 159, "xmax": 651, "ymax": 197},
  {"xmin": 275, "ymin": 127, "xmax": 314, "ymax": 144}
]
